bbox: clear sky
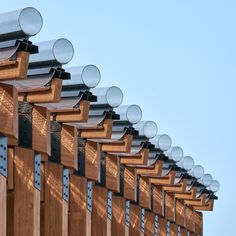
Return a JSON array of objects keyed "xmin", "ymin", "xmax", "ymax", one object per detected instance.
[{"xmin": 2, "ymin": 0, "xmax": 235, "ymax": 235}]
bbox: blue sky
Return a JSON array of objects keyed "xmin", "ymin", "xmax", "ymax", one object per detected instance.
[{"xmin": 3, "ymin": 1, "xmax": 235, "ymax": 234}]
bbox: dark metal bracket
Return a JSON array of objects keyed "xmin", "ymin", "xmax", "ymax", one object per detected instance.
[
  {"xmin": 0, "ymin": 135, "xmax": 7, "ymax": 177},
  {"xmin": 87, "ymin": 180, "xmax": 92, "ymax": 212},
  {"xmin": 50, "ymin": 121, "xmax": 62, "ymax": 163},
  {"xmin": 107, "ymin": 191, "xmax": 112, "ymax": 220},
  {"xmin": 34, "ymin": 153, "xmax": 41, "ymax": 190},
  {"xmin": 77, "ymin": 138, "xmax": 86, "ymax": 177},
  {"xmin": 63, "ymin": 169, "xmax": 69, "ymax": 202},
  {"xmin": 19, "ymin": 102, "xmax": 33, "ymax": 148}
]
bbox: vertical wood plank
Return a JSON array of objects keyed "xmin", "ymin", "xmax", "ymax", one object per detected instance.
[
  {"xmin": 139, "ymin": 176, "xmax": 151, "ymax": 209},
  {"xmin": 170, "ymin": 223, "xmax": 178, "ymax": 236},
  {"xmin": 43, "ymin": 162, "xmax": 68, "ymax": 236},
  {"xmin": 124, "ymin": 167, "xmax": 137, "ymax": 202},
  {"xmin": 144, "ymin": 211, "xmax": 155, "ymax": 236},
  {"xmin": 91, "ymin": 185, "xmax": 108, "ymax": 236},
  {"xmin": 175, "ymin": 199, "xmax": 185, "ymax": 227},
  {"xmin": 129, "ymin": 203, "xmax": 141, "ymax": 236},
  {"xmin": 165, "ymin": 193, "xmax": 175, "ymax": 222},
  {"xmin": 111, "ymin": 195, "xmax": 126, "ymax": 236},
  {"xmin": 152, "ymin": 186, "xmax": 163, "ymax": 216},
  {"xmin": 69, "ymin": 175, "xmax": 91, "ymax": 236},
  {"xmin": 158, "ymin": 217, "xmax": 167, "ymax": 236},
  {"xmin": 14, "ymin": 147, "xmax": 40, "ymax": 236}
]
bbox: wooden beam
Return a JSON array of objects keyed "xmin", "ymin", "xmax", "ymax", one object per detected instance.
[
  {"xmin": 32, "ymin": 105, "xmax": 51, "ymax": 155},
  {"xmin": 175, "ymin": 199, "xmax": 185, "ymax": 227},
  {"xmin": 144, "ymin": 211, "xmax": 155, "ymax": 236},
  {"xmin": 194, "ymin": 211, "xmax": 203, "ymax": 235},
  {"xmin": 54, "ymin": 100, "xmax": 90, "ymax": 123},
  {"xmin": 170, "ymin": 222, "xmax": 178, "ymax": 236},
  {"xmin": 152, "ymin": 185, "xmax": 164, "ymax": 216},
  {"xmin": 105, "ymin": 155, "xmax": 120, "ymax": 192},
  {"xmin": 0, "ymin": 51, "xmax": 29, "ymax": 80},
  {"xmin": 193, "ymin": 198, "xmax": 214, "ymax": 211},
  {"xmin": 184, "ymin": 193, "xmax": 206, "ymax": 207},
  {"xmin": 13, "ymin": 147, "xmax": 40, "ymax": 236},
  {"xmin": 85, "ymin": 140, "xmax": 101, "ymax": 182},
  {"xmin": 164, "ymin": 192, "xmax": 175, "ymax": 222},
  {"xmin": 23, "ymin": 78, "xmax": 62, "ymax": 103},
  {"xmin": 163, "ymin": 179, "xmax": 187, "ymax": 193},
  {"xmin": 136, "ymin": 160, "xmax": 163, "ymax": 177},
  {"xmin": 61, "ymin": 124, "xmax": 78, "ymax": 170},
  {"xmin": 185, "ymin": 205, "xmax": 195, "ymax": 233},
  {"xmin": 138, "ymin": 176, "xmax": 151, "ymax": 209},
  {"xmin": 69, "ymin": 175, "xmax": 91, "ymax": 236},
  {"xmin": 129, "ymin": 203, "xmax": 143, "ymax": 236},
  {"xmin": 120, "ymin": 148, "xmax": 149, "ymax": 165},
  {"xmin": 91, "ymin": 185, "xmax": 111, "ymax": 236},
  {"xmin": 157, "ymin": 217, "xmax": 167, "ymax": 236},
  {"xmin": 0, "ymin": 84, "xmax": 18, "ymax": 138},
  {"xmin": 42, "ymin": 162, "xmax": 68, "ymax": 236},
  {"xmin": 150, "ymin": 171, "xmax": 176, "ymax": 185},
  {"xmin": 101, "ymin": 134, "xmax": 133, "ymax": 153},
  {"xmin": 175, "ymin": 187, "xmax": 197, "ymax": 200},
  {"xmin": 80, "ymin": 119, "xmax": 113, "ymax": 139},
  {"xmin": 124, "ymin": 166, "xmax": 137, "ymax": 202},
  {"xmin": 111, "ymin": 195, "xmax": 128, "ymax": 236}
]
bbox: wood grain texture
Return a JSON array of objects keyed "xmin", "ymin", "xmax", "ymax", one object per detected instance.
[
  {"xmin": 164, "ymin": 193, "xmax": 175, "ymax": 222},
  {"xmin": 91, "ymin": 185, "xmax": 108, "ymax": 236},
  {"xmin": 124, "ymin": 167, "xmax": 137, "ymax": 202},
  {"xmin": 157, "ymin": 217, "xmax": 167, "ymax": 236},
  {"xmin": 175, "ymin": 199, "xmax": 185, "ymax": 227},
  {"xmin": 138, "ymin": 176, "xmax": 151, "ymax": 209},
  {"xmin": 105, "ymin": 155, "xmax": 120, "ymax": 192},
  {"xmin": 0, "ymin": 51, "xmax": 29, "ymax": 80},
  {"xmin": 43, "ymin": 162, "xmax": 68, "ymax": 236},
  {"xmin": 194, "ymin": 211, "xmax": 203, "ymax": 235},
  {"xmin": 85, "ymin": 141, "xmax": 101, "ymax": 181},
  {"xmin": 144, "ymin": 211, "xmax": 155, "ymax": 236},
  {"xmin": 69, "ymin": 175, "xmax": 91, "ymax": 236},
  {"xmin": 0, "ymin": 83, "xmax": 18, "ymax": 138},
  {"xmin": 14, "ymin": 147, "xmax": 40, "ymax": 236},
  {"xmin": 111, "ymin": 195, "xmax": 126, "ymax": 236},
  {"xmin": 61, "ymin": 124, "xmax": 78, "ymax": 170},
  {"xmin": 32, "ymin": 105, "xmax": 51, "ymax": 155},
  {"xmin": 7, "ymin": 147, "xmax": 14, "ymax": 190},
  {"xmin": 129, "ymin": 203, "xmax": 141, "ymax": 236},
  {"xmin": 152, "ymin": 186, "xmax": 164, "ymax": 216},
  {"xmin": 170, "ymin": 223, "xmax": 178, "ymax": 236},
  {"xmin": 185, "ymin": 206, "xmax": 195, "ymax": 233}
]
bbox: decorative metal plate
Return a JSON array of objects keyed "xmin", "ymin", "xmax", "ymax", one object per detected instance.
[
  {"xmin": 87, "ymin": 181, "xmax": 92, "ymax": 212},
  {"xmin": 34, "ymin": 153, "xmax": 41, "ymax": 190},
  {"xmin": 154, "ymin": 215, "xmax": 158, "ymax": 236},
  {"xmin": 107, "ymin": 191, "xmax": 112, "ymax": 220},
  {"xmin": 63, "ymin": 169, "xmax": 69, "ymax": 202},
  {"xmin": 0, "ymin": 136, "xmax": 7, "ymax": 177},
  {"xmin": 141, "ymin": 208, "xmax": 145, "ymax": 233},
  {"xmin": 125, "ymin": 200, "xmax": 130, "ymax": 226}
]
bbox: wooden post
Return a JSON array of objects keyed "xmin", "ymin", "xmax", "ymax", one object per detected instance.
[
  {"xmin": 175, "ymin": 199, "xmax": 185, "ymax": 228},
  {"xmin": 185, "ymin": 206, "xmax": 195, "ymax": 234},
  {"xmin": 164, "ymin": 193, "xmax": 175, "ymax": 222},
  {"xmin": 144, "ymin": 211, "xmax": 155, "ymax": 236},
  {"xmin": 0, "ymin": 174, "xmax": 6, "ymax": 236},
  {"xmin": 170, "ymin": 222, "xmax": 178, "ymax": 236},
  {"xmin": 69, "ymin": 175, "xmax": 91, "ymax": 236},
  {"xmin": 42, "ymin": 162, "xmax": 68, "ymax": 236},
  {"xmin": 157, "ymin": 217, "xmax": 167, "ymax": 236},
  {"xmin": 111, "ymin": 195, "xmax": 128, "ymax": 236},
  {"xmin": 91, "ymin": 185, "xmax": 112, "ymax": 236},
  {"xmin": 13, "ymin": 147, "xmax": 40, "ymax": 236},
  {"xmin": 152, "ymin": 186, "xmax": 164, "ymax": 216},
  {"xmin": 0, "ymin": 84, "xmax": 18, "ymax": 139},
  {"xmin": 194, "ymin": 211, "xmax": 203, "ymax": 236},
  {"xmin": 138, "ymin": 176, "xmax": 151, "ymax": 209},
  {"xmin": 129, "ymin": 203, "xmax": 144, "ymax": 236},
  {"xmin": 124, "ymin": 166, "xmax": 137, "ymax": 202}
]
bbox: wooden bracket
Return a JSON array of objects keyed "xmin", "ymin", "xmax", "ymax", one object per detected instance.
[
  {"xmin": 120, "ymin": 148, "xmax": 149, "ymax": 165},
  {"xmin": 0, "ymin": 83, "xmax": 18, "ymax": 139},
  {"xmin": 184, "ymin": 193, "xmax": 206, "ymax": 207},
  {"xmin": 175, "ymin": 186, "xmax": 197, "ymax": 200},
  {"xmin": 136, "ymin": 160, "xmax": 163, "ymax": 177},
  {"xmin": 0, "ymin": 51, "xmax": 29, "ymax": 80},
  {"xmin": 101, "ymin": 134, "xmax": 133, "ymax": 153},
  {"xmin": 80, "ymin": 119, "xmax": 113, "ymax": 139},
  {"xmin": 150, "ymin": 170, "xmax": 176, "ymax": 185},
  {"xmin": 163, "ymin": 179, "xmax": 187, "ymax": 193},
  {"xmin": 193, "ymin": 198, "xmax": 214, "ymax": 211}
]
